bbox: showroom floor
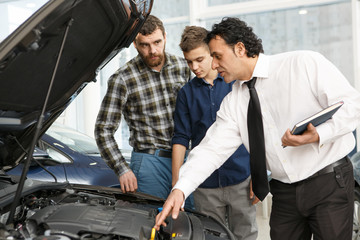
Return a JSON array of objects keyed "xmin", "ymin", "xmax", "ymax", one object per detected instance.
[{"xmin": 256, "ymin": 195, "xmax": 272, "ymax": 240}]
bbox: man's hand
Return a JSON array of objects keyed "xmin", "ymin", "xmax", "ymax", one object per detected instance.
[
  {"xmin": 153, "ymin": 189, "xmax": 185, "ymax": 231},
  {"xmin": 249, "ymin": 179, "xmax": 260, "ymax": 205},
  {"xmin": 281, "ymin": 123, "xmax": 319, "ymax": 147},
  {"xmin": 119, "ymin": 171, "xmax": 138, "ymax": 193}
]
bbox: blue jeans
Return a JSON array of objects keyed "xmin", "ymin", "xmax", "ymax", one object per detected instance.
[
  {"xmin": 130, "ymin": 150, "xmax": 194, "ymax": 209},
  {"xmin": 130, "ymin": 150, "xmax": 172, "ymax": 199}
]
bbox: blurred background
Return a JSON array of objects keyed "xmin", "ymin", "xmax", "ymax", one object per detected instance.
[{"xmin": 0, "ymin": 0, "xmax": 359, "ymax": 157}]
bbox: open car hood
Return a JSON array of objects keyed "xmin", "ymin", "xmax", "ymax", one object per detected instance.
[{"xmin": 0, "ymin": 0, "xmax": 152, "ymax": 170}]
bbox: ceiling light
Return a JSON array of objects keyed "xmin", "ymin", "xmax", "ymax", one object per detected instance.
[{"xmin": 299, "ymin": 9, "xmax": 308, "ymax": 15}]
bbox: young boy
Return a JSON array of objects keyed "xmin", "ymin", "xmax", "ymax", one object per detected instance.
[{"xmin": 171, "ymin": 26, "xmax": 258, "ymax": 240}]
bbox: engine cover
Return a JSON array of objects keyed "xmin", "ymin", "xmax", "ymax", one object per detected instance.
[{"xmin": 27, "ymin": 202, "xmax": 155, "ymax": 239}]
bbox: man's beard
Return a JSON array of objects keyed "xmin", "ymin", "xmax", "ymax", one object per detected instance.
[{"xmin": 139, "ymin": 50, "xmax": 165, "ymax": 68}]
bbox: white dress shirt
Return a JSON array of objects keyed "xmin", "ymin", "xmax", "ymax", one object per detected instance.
[{"xmin": 175, "ymin": 51, "xmax": 360, "ymax": 199}]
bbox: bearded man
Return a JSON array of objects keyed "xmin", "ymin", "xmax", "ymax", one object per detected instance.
[{"xmin": 95, "ymin": 15, "xmax": 192, "ymax": 199}]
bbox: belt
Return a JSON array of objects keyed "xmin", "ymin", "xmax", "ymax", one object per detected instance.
[
  {"xmin": 134, "ymin": 149, "xmax": 172, "ymax": 158},
  {"xmin": 308, "ymin": 157, "xmax": 348, "ymax": 180}
]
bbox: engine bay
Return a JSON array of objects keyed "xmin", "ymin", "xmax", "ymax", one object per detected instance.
[{"xmin": 0, "ymin": 185, "xmax": 235, "ymax": 240}]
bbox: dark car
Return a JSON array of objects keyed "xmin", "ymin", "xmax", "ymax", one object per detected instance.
[
  {"xmin": 0, "ymin": 0, "xmax": 236, "ymax": 239},
  {"xmin": 6, "ymin": 123, "xmax": 131, "ymax": 187}
]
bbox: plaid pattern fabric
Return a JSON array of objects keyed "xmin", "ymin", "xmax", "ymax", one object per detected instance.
[{"xmin": 95, "ymin": 53, "xmax": 192, "ymax": 176}]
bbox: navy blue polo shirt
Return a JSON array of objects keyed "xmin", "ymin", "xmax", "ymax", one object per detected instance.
[{"xmin": 172, "ymin": 74, "xmax": 250, "ymax": 188}]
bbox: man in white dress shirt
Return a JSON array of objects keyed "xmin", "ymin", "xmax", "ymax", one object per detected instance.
[{"xmin": 154, "ymin": 17, "xmax": 360, "ymax": 240}]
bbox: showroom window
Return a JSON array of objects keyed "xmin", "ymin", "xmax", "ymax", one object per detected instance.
[
  {"xmin": 204, "ymin": 1, "xmax": 353, "ymax": 84},
  {"xmin": 208, "ymin": 0, "xmax": 256, "ymax": 5},
  {"xmin": 0, "ymin": 0, "xmax": 46, "ymax": 41}
]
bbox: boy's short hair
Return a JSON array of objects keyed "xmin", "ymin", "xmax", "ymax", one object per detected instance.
[
  {"xmin": 179, "ymin": 26, "xmax": 209, "ymax": 52},
  {"xmin": 139, "ymin": 15, "xmax": 165, "ymax": 36}
]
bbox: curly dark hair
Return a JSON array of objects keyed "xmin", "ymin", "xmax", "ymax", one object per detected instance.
[{"xmin": 205, "ymin": 17, "xmax": 263, "ymax": 58}]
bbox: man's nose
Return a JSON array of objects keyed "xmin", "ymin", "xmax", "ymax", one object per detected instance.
[
  {"xmin": 149, "ymin": 44, "xmax": 157, "ymax": 54},
  {"xmin": 211, "ymin": 59, "xmax": 218, "ymax": 70}
]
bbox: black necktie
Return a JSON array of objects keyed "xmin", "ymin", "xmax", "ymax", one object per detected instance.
[{"xmin": 246, "ymin": 77, "xmax": 269, "ymax": 201}]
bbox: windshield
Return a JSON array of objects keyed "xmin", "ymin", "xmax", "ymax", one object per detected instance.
[{"xmin": 46, "ymin": 123, "xmax": 100, "ymax": 155}]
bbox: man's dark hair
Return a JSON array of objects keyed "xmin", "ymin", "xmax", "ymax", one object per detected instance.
[
  {"xmin": 138, "ymin": 15, "xmax": 165, "ymax": 36},
  {"xmin": 206, "ymin": 17, "xmax": 264, "ymax": 57}
]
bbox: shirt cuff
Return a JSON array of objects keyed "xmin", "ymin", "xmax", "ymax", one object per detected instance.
[
  {"xmin": 116, "ymin": 156, "xmax": 131, "ymax": 176},
  {"xmin": 118, "ymin": 167, "xmax": 131, "ymax": 177},
  {"xmin": 315, "ymin": 123, "xmax": 332, "ymax": 151},
  {"xmin": 172, "ymin": 177, "xmax": 197, "ymax": 200}
]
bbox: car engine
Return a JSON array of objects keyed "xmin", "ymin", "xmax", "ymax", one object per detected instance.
[{"xmin": 0, "ymin": 185, "xmax": 235, "ymax": 240}]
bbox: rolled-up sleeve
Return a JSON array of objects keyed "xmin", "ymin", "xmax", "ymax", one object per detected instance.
[{"xmin": 172, "ymin": 88, "xmax": 191, "ymax": 148}]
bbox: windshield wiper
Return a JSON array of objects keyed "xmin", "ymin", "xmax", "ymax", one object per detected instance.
[{"xmin": 0, "ymin": 171, "xmax": 20, "ymax": 184}]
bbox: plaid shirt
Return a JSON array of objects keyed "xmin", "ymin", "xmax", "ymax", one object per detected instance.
[{"xmin": 95, "ymin": 53, "xmax": 192, "ymax": 176}]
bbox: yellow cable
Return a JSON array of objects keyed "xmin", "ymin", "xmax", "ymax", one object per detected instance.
[{"xmin": 150, "ymin": 228, "xmax": 156, "ymax": 240}]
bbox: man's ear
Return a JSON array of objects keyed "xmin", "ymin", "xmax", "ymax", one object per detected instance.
[{"xmin": 235, "ymin": 42, "xmax": 246, "ymax": 57}]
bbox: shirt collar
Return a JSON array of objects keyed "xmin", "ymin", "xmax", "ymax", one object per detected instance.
[
  {"xmin": 240, "ymin": 53, "xmax": 269, "ymax": 86},
  {"xmin": 194, "ymin": 73, "xmax": 224, "ymax": 87},
  {"xmin": 251, "ymin": 53, "xmax": 269, "ymax": 79}
]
